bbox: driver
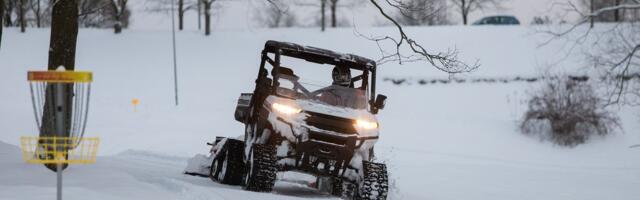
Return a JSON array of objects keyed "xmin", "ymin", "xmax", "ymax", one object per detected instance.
[{"xmin": 315, "ymin": 65, "xmax": 352, "ymax": 107}]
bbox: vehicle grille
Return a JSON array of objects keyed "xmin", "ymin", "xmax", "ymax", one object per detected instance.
[
  {"xmin": 304, "ymin": 111, "xmax": 357, "ymax": 134},
  {"xmin": 308, "ymin": 131, "xmax": 349, "ymax": 146}
]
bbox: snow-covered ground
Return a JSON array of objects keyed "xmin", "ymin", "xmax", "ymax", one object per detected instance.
[
  {"xmin": 0, "ymin": 140, "xmax": 332, "ymax": 200},
  {"xmin": 1, "ymin": 26, "xmax": 639, "ymax": 200}
]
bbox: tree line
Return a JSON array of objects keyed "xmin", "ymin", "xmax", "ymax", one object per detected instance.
[
  {"xmin": 261, "ymin": 0, "xmax": 504, "ymax": 28},
  {"xmin": 1, "ymin": 0, "xmax": 129, "ymax": 33},
  {"xmin": 0, "ymin": 0, "xmax": 513, "ymax": 35}
]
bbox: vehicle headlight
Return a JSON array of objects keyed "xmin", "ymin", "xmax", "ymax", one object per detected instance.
[
  {"xmin": 355, "ymin": 119, "xmax": 378, "ymax": 129},
  {"xmin": 272, "ymin": 103, "xmax": 302, "ymax": 115}
]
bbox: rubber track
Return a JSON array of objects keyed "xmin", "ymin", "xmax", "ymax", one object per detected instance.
[
  {"xmin": 244, "ymin": 144, "xmax": 277, "ymax": 192},
  {"xmin": 356, "ymin": 161, "xmax": 389, "ymax": 200},
  {"xmin": 217, "ymin": 139, "xmax": 246, "ymax": 185}
]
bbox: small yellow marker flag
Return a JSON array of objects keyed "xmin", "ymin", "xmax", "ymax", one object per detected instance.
[{"xmin": 131, "ymin": 98, "xmax": 139, "ymax": 112}]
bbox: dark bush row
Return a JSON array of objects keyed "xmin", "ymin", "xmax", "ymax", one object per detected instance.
[{"xmin": 383, "ymin": 73, "xmax": 640, "ymax": 86}]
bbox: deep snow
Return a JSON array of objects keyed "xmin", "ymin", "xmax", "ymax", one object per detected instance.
[{"xmin": 1, "ymin": 26, "xmax": 639, "ymax": 200}]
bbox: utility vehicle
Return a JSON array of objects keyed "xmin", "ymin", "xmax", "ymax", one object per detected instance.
[{"xmin": 209, "ymin": 40, "xmax": 388, "ymax": 199}]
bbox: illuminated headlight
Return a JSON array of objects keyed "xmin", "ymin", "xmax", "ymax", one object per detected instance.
[
  {"xmin": 355, "ymin": 119, "xmax": 378, "ymax": 129},
  {"xmin": 272, "ymin": 103, "xmax": 301, "ymax": 115}
]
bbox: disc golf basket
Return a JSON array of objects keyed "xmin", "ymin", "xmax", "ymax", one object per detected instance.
[{"xmin": 20, "ymin": 70, "xmax": 99, "ymax": 200}]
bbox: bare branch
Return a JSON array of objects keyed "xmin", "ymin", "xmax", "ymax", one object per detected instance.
[
  {"xmin": 539, "ymin": 1, "xmax": 640, "ymax": 105},
  {"xmin": 266, "ymin": 0, "xmax": 290, "ymax": 13},
  {"xmin": 78, "ymin": 1, "xmax": 111, "ymax": 17},
  {"xmin": 363, "ymin": 0, "xmax": 478, "ymax": 74}
]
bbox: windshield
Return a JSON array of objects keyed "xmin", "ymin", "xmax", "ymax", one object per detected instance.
[{"xmin": 276, "ymin": 74, "xmax": 368, "ymax": 110}]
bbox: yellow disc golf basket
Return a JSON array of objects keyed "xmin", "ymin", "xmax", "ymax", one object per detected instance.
[
  {"xmin": 20, "ymin": 136, "xmax": 99, "ymax": 164},
  {"xmin": 22, "ymin": 70, "xmax": 98, "ymax": 200}
]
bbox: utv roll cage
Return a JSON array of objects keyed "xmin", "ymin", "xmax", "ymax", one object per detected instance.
[{"xmin": 257, "ymin": 40, "xmax": 381, "ymax": 112}]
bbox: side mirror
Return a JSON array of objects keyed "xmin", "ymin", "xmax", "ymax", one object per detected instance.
[{"xmin": 373, "ymin": 94, "xmax": 387, "ymax": 113}]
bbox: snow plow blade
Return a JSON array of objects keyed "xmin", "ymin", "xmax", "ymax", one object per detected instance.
[{"xmin": 183, "ymin": 153, "xmax": 213, "ymax": 177}]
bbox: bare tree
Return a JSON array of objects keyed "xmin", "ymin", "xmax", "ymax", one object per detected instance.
[
  {"xmin": 179, "ymin": 0, "xmax": 184, "ymax": 30},
  {"xmin": 3, "ymin": 0, "xmax": 13, "ymax": 27},
  {"xmin": 329, "ymin": 0, "xmax": 337, "ymax": 27},
  {"xmin": 320, "ymin": 0, "xmax": 326, "ymax": 31},
  {"xmin": 78, "ymin": 0, "xmax": 103, "ymax": 27},
  {"xmin": 76, "ymin": 0, "xmax": 130, "ymax": 32},
  {"xmin": 1, "ymin": 0, "xmax": 4, "ymax": 49},
  {"xmin": 202, "ymin": 0, "xmax": 217, "ymax": 36},
  {"xmin": 615, "ymin": 0, "xmax": 621, "ymax": 21},
  {"xmin": 395, "ymin": 0, "xmax": 450, "ymax": 26},
  {"xmin": 255, "ymin": 0, "xmax": 296, "ymax": 28},
  {"xmin": 290, "ymin": 0, "xmax": 328, "ymax": 30},
  {"xmin": 450, "ymin": 0, "xmax": 503, "ymax": 25},
  {"xmin": 28, "ymin": 0, "xmax": 50, "ymax": 28},
  {"xmin": 178, "ymin": 0, "xmax": 197, "ymax": 30},
  {"xmin": 581, "ymin": 0, "xmax": 640, "ymax": 23},
  {"xmin": 582, "ymin": 0, "xmax": 622, "ymax": 23},
  {"xmin": 541, "ymin": 1, "xmax": 640, "ymax": 105},
  {"xmin": 289, "ymin": 0, "xmax": 362, "ymax": 30},
  {"xmin": 197, "ymin": 0, "xmax": 201, "ymax": 29},
  {"xmin": 109, "ymin": 0, "xmax": 127, "ymax": 34},
  {"xmin": 78, "ymin": 0, "xmax": 111, "ymax": 28},
  {"xmin": 18, "ymin": 0, "xmax": 24, "ymax": 32},
  {"xmin": 147, "ymin": 0, "xmax": 197, "ymax": 31},
  {"xmin": 30, "ymin": 0, "xmax": 42, "ymax": 27},
  {"xmin": 590, "ymin": 0, "xmax": 594, "ymax": 27}
]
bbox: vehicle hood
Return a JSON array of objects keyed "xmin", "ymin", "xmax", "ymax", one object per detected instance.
[{"xmin": 296, "ymin": 99, "xmax": 377, "ymax": 122}]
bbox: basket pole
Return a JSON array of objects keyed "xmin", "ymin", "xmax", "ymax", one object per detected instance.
[
  {"xmin": 170, "ymin": 0, "xmax": 179, "ymax": 106},
  {"xmin": 53, "ymin": 83, "xmax": 69, "ymax": 200},
  {"xmin": 57, "ymin": 162, "xmax": 62, "ymax": 200},
  {"xmin": 54, "ymin": 83, "xmax": 66, "ymax": 138}
]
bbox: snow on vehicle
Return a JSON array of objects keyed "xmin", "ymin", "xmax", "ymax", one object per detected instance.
[{"xmin": 186, "ymin": 40, "xmax": 389, "ymax": 199}]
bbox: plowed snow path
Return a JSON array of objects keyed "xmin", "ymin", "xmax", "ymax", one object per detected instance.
[{"xmin": 0, "ymin": 141, "xmax": 337, "ymax": 200}]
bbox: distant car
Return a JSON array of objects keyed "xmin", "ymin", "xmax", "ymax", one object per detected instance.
[{"xmin": 472, "ymin": 15, "xmax": 520, "ymax": 25}]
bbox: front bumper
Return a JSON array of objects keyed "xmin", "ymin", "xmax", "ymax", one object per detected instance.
[
  {"xmin": 276, "ymin": 117, "xmax": 378, "ymax": 179},
  {"xmin": 295, "ymin": 130, "xmax": 378, "ymax": 178}
]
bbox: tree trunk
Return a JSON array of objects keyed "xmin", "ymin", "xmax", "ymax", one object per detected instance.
[
  {"xmin": 590, "ymin": 0, "xmax": 594, "ymax": 28},
  {"xmin": 462, "ymin": 13, "xmax": 467, "ymax": 25},
  {"xmin": 197, "ymin": 0, "xmax": 201, "ymax": 30},
  {"xmin": 4, "ymin": 0, "xmax": 12, "ymax": 27},
  {"xmin": 461, "ymin": 0, "xmax": 468, "ymax": 25},
  {"xmin": 35, "ymin": 0, "xmax": 41, "ymax": 28},
  {"xmin": 330, "ymin": 0, "xmax": 337, "ymax": 28},
  {"xmin": 111, "ymin": 0, "xmax": 127, "ymax": 34},
  {"xmin": 114, "ymin": 16, "xmax": 122, "ymax": 33},
  {"xmin": 41, "ymin": 0, "xmax": 79, "ymax": 172},
  {"xmin": 204, "ymin": 1, "xmax": 211, "ymax": 36},
  {"xmin": 19, "ymin": 0, "xmax": 25, "ymax": 32},
  {"xmin": 48, "ymin": 0, "xmax": 78, "ymax": 71},
  {"xmin": 178, "ymin": 0, "xmax": 184, "ymax": 30},
  {"xmin": 613, "ymin": 0, "xmax": 620, "ymax": 22},
  {"xmin": 321, "ymin": 0, "xmax": 325, "ymax": 31},
  {"xmin": 1, "ymin": 0, "xmax": 4, "ymax": 49}
]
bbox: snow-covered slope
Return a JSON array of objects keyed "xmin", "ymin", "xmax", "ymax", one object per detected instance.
[
  {"xmin": 0, "ymin": 141, "xmax": 334, "ymax": 200},
  {"xmin": 1, "ymin": 26, "xmax": 639, "ymax": 200}
]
